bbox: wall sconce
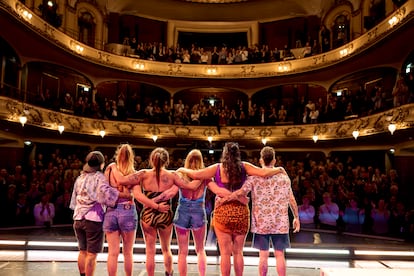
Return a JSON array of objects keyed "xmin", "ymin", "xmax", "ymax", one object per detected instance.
[
  {"xmin": 22, "ymin": 10, "xmax": 33, "ymax": 20},
  {"xmin": 352, "ymin": 130, "xmax": 359, "ymax": 140},
  {"xmin": 277, "ymin": 62, "xmax": 291, "ymax": 72},
  {"xmin": 57, "ymin": 124, "xmax": 65, "ymax": 134},
  {"xmin": 16, "ymin": 3, "xmax": 33, "ymax": 21},
  {"xmin": 388, "ymin": 123, "xmax": 396, "ymax": 135},
  {"xmin": 19, "ymin": 114, "xmax": 27, "ymax": 127},
  {"xmin": 207, "ymin": 136, "xmax": 213, "ymax": 143},
  {"xmin": 261, "ymin": 137, "xmax": 267, "ymax": 145},
  {"xmin": 312, "ymin": 135, "xmax": 318, "ymax": 143},
  {"xmin": 152, "ymin": 135, "xmax": 158, "ymax": 142},
  {"xmin": 206, "ymin": 67, "xmax": 217, "ymax": 74},
  {"xmin": 133, "ymin": 61, "xmax": 145, "ymax": 70},
  {"xmin": 70, "ymin": 40, "xmax": 84, "ymax": 54},
  {"xmin": 99, "ymin": 129, "xmax": 106, "ymax": 138}
]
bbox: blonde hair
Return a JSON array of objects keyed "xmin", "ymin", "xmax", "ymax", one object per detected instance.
[
  {"xmin": 114, "ymin": 144, "xmax": 135, "ymax": 175},
  {"xmin": 184, "ymin": 149, "xmax": 204, "ymax": 170}
]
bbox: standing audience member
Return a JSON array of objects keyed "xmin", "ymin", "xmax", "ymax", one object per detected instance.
[
  {"xmin": 341, "ymin": 197, "xmax": 365, "ymax": 233},
  {"xmin": 371, "ymin": 198, "xmax": 390, "ymax": 235},
  {"xmin": 177, "ymin": 142, "xmax": 285, "ymax": 276},
  {"xmin": 33, "ymin": 193, "xmax": 55, "ymax": 227},
  {"xmin": 226, "ymin": 146, "xmax": 299, "ymax": 276},
  {"xmin": 298, "ymin": 194, "xmax": 316, "ymax": 228},
  {"xmin": 318, "ymin": 192, "xmax": 339, "ymax": 230},
  {"xmin": 70, "ymin": 151, "xmax": 129, "ymax": 276}
]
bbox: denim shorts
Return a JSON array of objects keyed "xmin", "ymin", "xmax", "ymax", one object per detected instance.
[
  {"xmin": 173, "ymin": 200, "xmax": 207, "ymax": 230},
  {"xmin": 103, "ymin": 203, "xmax": 138, "ymax": 232},
  {"xmin": 73, "ymin": 219, "xmax": 104, "ymax": 254},
  {"xmin": 252, "ymin": 233, "xmax": 290, "ymax": 251}
]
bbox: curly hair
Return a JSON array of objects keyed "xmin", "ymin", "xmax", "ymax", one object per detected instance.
[{"xmin": 220, "ymin": 142, "xmax": 243, "ymax": 191}]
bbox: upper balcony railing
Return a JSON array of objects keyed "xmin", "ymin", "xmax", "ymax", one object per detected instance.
[{"xmin": 2, "ymin": 0, "xmax": 413, "ymax": 79}]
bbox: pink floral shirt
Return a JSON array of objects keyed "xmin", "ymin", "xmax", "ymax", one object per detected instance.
[{"xmin": 241, "ymin": 173, "xmax": 292, "ymax": 234}]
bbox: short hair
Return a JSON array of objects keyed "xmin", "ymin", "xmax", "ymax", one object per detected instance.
[{"xmin": 260, "ymin": 146, "xmax": 275, "ymax": 166}]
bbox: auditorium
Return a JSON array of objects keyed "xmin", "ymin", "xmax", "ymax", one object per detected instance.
[{"xmin": 0, "ymin": 0, "xmax": 413, "ymax": 275}]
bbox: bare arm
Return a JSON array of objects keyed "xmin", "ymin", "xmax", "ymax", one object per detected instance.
[
  {"xmin": 289, "ymin": 191, "xmax": 300, "ymax": 233},
  {"xmin": 206, "ymin": 181, "xmax": 231, "ymax": 198},
  {"xmin": 176, "ymin": 163, "xmax": 218, "ymax": 180},
  {"xmin": 132, "ymin": 184, "xmax": 169, "ymax": 212},
  {"xmin": 172, "ymin": 171, "xmax": 203, "ymax": 190},
  {"xmin": 152, "ymin": 185, "xmax": 179, "ymax": 203},
  {"xmin": 243, "ymin": 162, "xmax": 287, "ymax": 177},
  {"xmin": 106, "ymin": 163, "xmax": 144, "ymax": 186}
]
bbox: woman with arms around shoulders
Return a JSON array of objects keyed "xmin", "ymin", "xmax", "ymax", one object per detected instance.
[
  {"xmin": 177, "ymin": 142, "xmax": 286, "ymax": 276},
  {"xmin": 103, "ymin": 144, "xmax": 139, "ymax": 276}
]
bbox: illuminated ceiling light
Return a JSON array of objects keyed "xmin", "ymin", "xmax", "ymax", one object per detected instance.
[
  {"xmin": 24, "ymin": 140, "xmax": 32, "ymax": 146},
  {"xmin": 19, "ymin": 115, "xmax": 27, "ymax": 126},
  {"xmin": 57, "ymin": 124, "xmax": 65, "ymax": 134},
  {"xmin": 261, "ymin": 137, "xmax": 267, "ymax": 145},
  {"xmin": 352, "ymin": 130, "xmax": 359, "ymax": 140},
  {"xmin": 388, "ymin": 123, "xmax": 396, "ymax": 135},
  {"xmin": 99, "ymin": 130, "xmax": 106, "ymax": 138},
  {"xmin": 47, "ymin": 1, "xmax": 54, "ymax": 7},
  {"xmin": 389, "ymin": 148, "xmax": 395, "ymax": 154},
  {"xmin": 152, "ymin": 135, "xmax": 158, "ymax": 142},
  {"xmin": 312, "ymin": 135, "xmax": 318, "ymax": 143},
  {"xmin": 207, "ymin": 136, "xmax": 213, "ymax": 143}
]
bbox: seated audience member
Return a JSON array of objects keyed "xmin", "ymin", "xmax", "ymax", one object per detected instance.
[
  {"xmin": 318, "ymin": 192, "xmax": 339, "ymax": 230},
  {"xmin": 298, "ymin": 194, "xmax": 315, "ymax": 228}
]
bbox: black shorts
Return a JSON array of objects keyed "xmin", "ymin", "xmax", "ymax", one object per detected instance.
[{"xmin": 73, "ymin": 219, "xmax": 104, "ymax": 254}]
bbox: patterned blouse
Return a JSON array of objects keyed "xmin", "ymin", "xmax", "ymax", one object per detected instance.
[
  {"xmin": 70, "ymin": 171, "xmax": 119, "ymax": 222},
  {"xmin": 241, "ymin": 173, "xmax": 293, "ymax": 234}
]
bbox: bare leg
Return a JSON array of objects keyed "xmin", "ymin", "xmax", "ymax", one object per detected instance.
[
  {"xmin": 77, "ymin": 250, "xmax": 87, "ymax": 275},
  {"xmin": 259, "ymin": 250, "xmax": 270, "ymax": 276},
  {"xmin": 106, "ymin": 231, "xmax": 121, "ymax": 276},
  {"xmin": 175, "ymin": 226, "xmax": 190, "ymax": 276},
  {"xmin": 232, "ymin": 233, "xmax": 247, "ymax": 276},
  {"xmin": 141, "ymin": 221, "xmax": 157, "ymax": 276},
  {"xmin": 192, "ymin": 225, "xmax": 207, "ymax": 276},
  {"xmin": 158, "ymin": 224, "xmax": 174, "ymax": 275},
  {"xmin": 120, "ymin": 230, "xmax": 137, "ymax": 276},
  {"xmin": 85, "ymin": 251, "xmax": 98, "ymax": 276},
  {"xmin": 215, "ymin": 228, "xmax": 232, "ymax": 276},
  {"xmin": 275, "ymin": 250, "xmax": 286, "ymax": 276}
]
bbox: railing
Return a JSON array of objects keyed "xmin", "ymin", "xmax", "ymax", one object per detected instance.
[
  {"xmin": 1, "ymin": 94, "xmax": 412, "ymax": 148},
  {"xmin": 1, "ymin": 0, "xmax": 412, "ymax": 79}
]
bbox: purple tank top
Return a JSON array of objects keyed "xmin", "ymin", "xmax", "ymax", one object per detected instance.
[{"xmin": 214, "ymin": 163, "xmax": 246, "ymax": 191}]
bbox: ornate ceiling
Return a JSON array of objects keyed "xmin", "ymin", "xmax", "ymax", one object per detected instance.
[{"xmin": 101, "ymin": 0, "xmax": 337, "ymax": 22}]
